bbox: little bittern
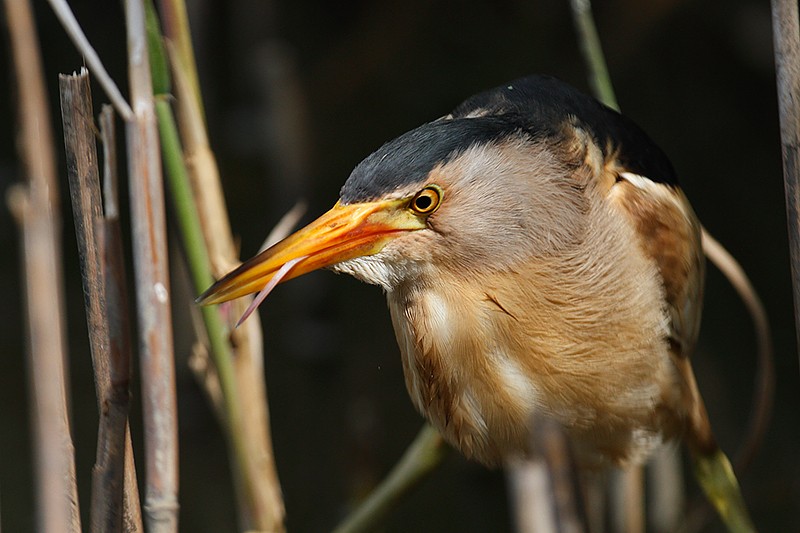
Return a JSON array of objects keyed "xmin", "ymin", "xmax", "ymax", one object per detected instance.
[{"xmin": 199, "ymin": 76, "xmax": 754, "ymax": 529}]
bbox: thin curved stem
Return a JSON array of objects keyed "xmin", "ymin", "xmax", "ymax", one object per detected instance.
[{"xmin": 333, "ymin": 425, "xmax": 449, "ymax": 533}]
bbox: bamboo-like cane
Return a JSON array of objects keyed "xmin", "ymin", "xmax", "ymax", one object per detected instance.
[
  {"xmin": 125, "ymin": 1, "xmax": 180, "ymax": 531},
  {"xmin": 4, "ymin": 0, "xmax": 81, "ymax": 531}
]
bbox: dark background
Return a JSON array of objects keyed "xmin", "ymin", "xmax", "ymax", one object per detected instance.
[{"xmin": 1, "ymin": 0, "xmax": 798, "ymax": 531}]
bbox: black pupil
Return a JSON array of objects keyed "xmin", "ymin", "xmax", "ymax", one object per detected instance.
[{"xmin": 415, "ymin": 194, "xmax": 433, "ymax": 211}]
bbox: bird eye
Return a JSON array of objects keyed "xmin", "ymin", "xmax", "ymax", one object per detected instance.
[{"xmin": 410, "ymin": 186, "xmax": 443, "ymax": 215}]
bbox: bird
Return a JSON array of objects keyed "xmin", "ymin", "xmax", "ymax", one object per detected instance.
[{"xmin": 198, "ymin": 75, "xmax": 753, "ymax": 530}]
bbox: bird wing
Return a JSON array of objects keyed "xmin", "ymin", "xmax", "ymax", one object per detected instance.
[
  {"xmin": 606, "ymin": 167, "xmax": 716, "ymax": 454},
  {"xmin": 607, "ymin": 172, "xmax": 705, "ymax": 359}
]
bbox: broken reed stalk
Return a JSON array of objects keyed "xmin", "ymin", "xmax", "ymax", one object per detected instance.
[
  {"xmin": 4, "ymin": 0, "xmax": 81, "ymax": 530},
  {"xmin": 46, "ymin": 0, "xmax": 133, "ymax": 121},
  {"xmin": 154, "ymin": 1, "xmax": 286, "ymax": 529},
  {"xmin": 60, "ymin": 69, "xmax": 122, "ymax": 533},
  {"xmin": 60, "ymin": 71, "xmax": 143, "ymax": 533},
  {"xmin": 771, "ymin": 0, "xmax": 800, "ymax": 366},
  {"xmin": 125, "ymin": 1, "xmax": 179, "ymax": 531}
]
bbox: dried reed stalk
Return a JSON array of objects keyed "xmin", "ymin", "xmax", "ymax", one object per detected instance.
[
  {"xmin": 610, "ymin": 467, "xmax": 644, "ymax": 533},
  {"xmin": 170, "ymin": 52, "xmax": 285, "ymax": 532},
  {"xmin": 155, "ymin": 1, "xmax": 286, "ymax": 528},
  {"xmin": 771, "ymin": 0, "xmax": 800, "ymax": 365},
  {"xmin": 99, "ymin": 105, "xmax": 145, "ymax": 533},
  {"xmin": 4, "ymin": 0, "xmax": 81, "ymax": 530},
  {"xmin": 60, "ymin": 71, "xmax": 144, "ymax": 533},
  {"xmin": 125, "ymin": 1, "xmax": 179, "ymax": 531},
  {"xmin": 507, "ymin": 417, "xmax": 586, "ymax": 533}
]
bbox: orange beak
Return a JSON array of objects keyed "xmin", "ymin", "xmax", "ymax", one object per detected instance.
[{"xmin": 196, "ymin": 198, "xmax": 425, "ymax": 306}]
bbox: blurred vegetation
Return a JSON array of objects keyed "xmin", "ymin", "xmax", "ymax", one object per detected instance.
[{"xmin": 0, "ymin": 0, "xmax": 797, "ymax": 531}]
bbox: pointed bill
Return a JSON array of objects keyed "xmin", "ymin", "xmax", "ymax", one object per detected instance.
[{"xmin": 197, "ymin": 198, "xmax": 424, "ymax": 306}]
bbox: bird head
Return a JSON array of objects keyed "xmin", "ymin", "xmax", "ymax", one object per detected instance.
[
  {"xmin": 196, "ymin": 76, "xmax": 651, "ymax": 306},
  {"xmin": 196, "ymin": 113, "xmax": 590, "ymax": 308}
]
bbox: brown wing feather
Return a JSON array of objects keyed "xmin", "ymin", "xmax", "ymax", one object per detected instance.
[
  {"xmin": 607, "ymin": 170, "xmax": 716, "ymax": 453},
  {"xmin": 608, "ymin": 173, "xmax": 704, "ymax": 358}
]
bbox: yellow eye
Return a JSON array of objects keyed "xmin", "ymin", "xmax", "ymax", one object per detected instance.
[{"xmin": 410, "ymin": 185, "xmax": 443, "ymax": 215}]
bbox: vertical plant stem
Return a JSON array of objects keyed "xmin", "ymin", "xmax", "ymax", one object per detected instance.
[
  {"xmin": 165, "ymin": 41, "xmax": 238, "ymax": 273},
  {"xmin": 647, "ymin": 446, "xmax": 684, "ymax": 532},
  {"xmin": 508, "ymin": 417, "xmax": 587, "ymax": 533},
  {"xmin": 59, "ymin": 70, "xmax": 110, "ymax": 396},
  {"xmin": 156, "ymin": 0, "xmax": 203, "ymax": 113},
  {"xmin": 46, "ymin": 0, "xmax": 134, "ymax": 120},
  {"xmin": 770, "ymin": 0, "xmax": 800, "ymax": 365},
  {"xmin": 100, "ymin": 106, "xmax": 145, "ymax": 533},
  {"xmin": 92, "ymin": 220, "xmax": 135, "ymax": 533},
  {"xmin": 155, "ymin": 94, "xmax": 260, "ymax": 528},
  {"xmin": 95, "ymin": 219, "xmax": 138, "ymax": 533},
  {"xmin": 568, "ymin": 0, "xmax": 619, "ymax": 111},
  {"xmin": 610, "ymin": 467, "xmax": 644, "ymax": 533},
  {"xmin": 60, "ymin": 70, "xmax": 121, "ymax": 533},
  {"xmin": 152, "ymin": 1, "xmax": 286, "ymax": 528},
  {"xmin": 125, "ymin": 1, "xmax": 179, "ymax": 531},
  {"xmin": 4, "ymin": 0, "xmax": 81, "ymax": 531},
  {"xmin": 60, "ymin": 70, "xmax": 142, "ymax": 533}
]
